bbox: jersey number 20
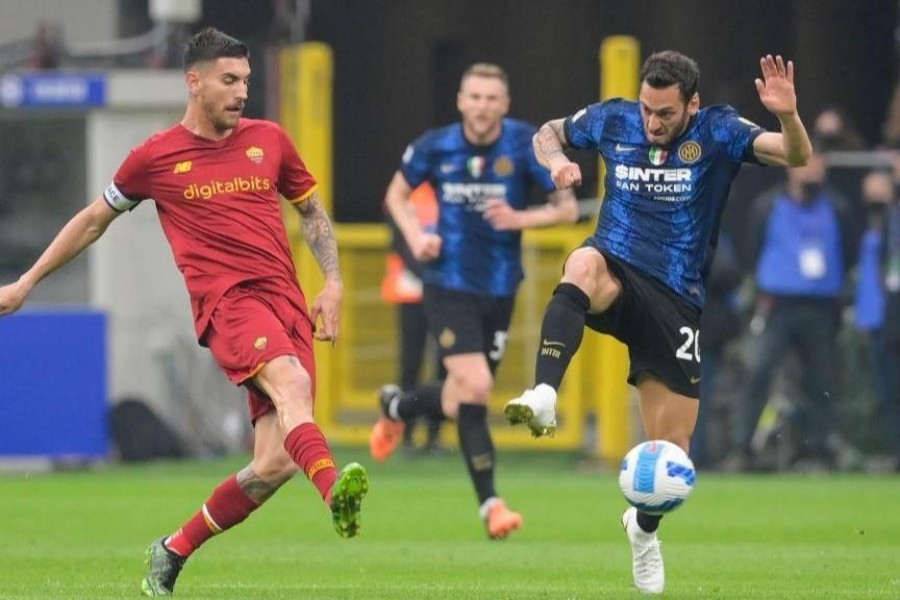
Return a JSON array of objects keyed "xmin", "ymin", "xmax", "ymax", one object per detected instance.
[{"xmin": 676, "ymin": 327, "xmax": 700, "ymax": 363}]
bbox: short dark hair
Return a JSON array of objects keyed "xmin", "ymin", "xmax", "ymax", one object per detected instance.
[
  {"xmin": 182, "ymin": 27, "xmax": 249, "ymax": 71},
  {"xmin": 640, "ymin": 51, "xmax": 700, "ymax": 102}
]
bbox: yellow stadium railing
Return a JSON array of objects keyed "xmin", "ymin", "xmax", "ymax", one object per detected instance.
[{"xmin": 309, "ymin": 223, "xmax": 595, "ymax": 450}]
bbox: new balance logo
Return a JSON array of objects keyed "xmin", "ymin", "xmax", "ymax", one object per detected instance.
[
  {"xmin": 615, "ymin": 144, "xmax": 637, "ymax": 153},
  {"xmin": 173, "ymin": 161, "xmax": 192, "ymax": 174}
]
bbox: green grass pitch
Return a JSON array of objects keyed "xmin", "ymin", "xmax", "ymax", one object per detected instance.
[{"xmin": 2, "ymin": 449, "xmax": 898, "ymax": 599}]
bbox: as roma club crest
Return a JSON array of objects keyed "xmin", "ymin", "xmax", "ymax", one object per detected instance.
[{"xmin": 246, "ymin": 146, "xmax": 265, "ymax": 164}]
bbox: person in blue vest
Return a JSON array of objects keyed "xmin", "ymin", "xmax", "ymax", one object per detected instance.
[
  {"xmin": 854, "ymin": 169, "xmax": 900, "ymax": 471},
  {"xmin": 728, "ymin": 141, "xmax": 853, "ymax": 471}
]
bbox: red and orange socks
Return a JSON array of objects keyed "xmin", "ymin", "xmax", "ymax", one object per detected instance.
[
  {"xmin": 284, "ymin": 422, "xmax": 339, "ymax": 502},
  {"xmin": 165, "ymin": 475, "xmax": 260, "ymax": 557}
]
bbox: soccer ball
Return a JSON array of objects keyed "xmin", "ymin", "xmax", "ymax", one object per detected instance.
[{"xmin": 618, "ymin": 440, "xmax": 696, "ymax": 515}]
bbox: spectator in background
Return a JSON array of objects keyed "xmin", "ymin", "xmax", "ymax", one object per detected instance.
[
  {"xmin": 380, "ymin": 182, "xmax": 446, "ymax": 455},
  {"xmin": 854, "ymin": 169, "xmax": 900, "ymax": 470},
  {"xmin": 726, "ymin": 142, "xmax": 853, "ymax": 471},
  {"xmin": 692, "ymin": 232, "xmax": 744, "ymax": 469},
  {"xmin": 813, "ymin": 107, "xmax": 866, "ymax": 152},
  {"xmin": 882, "ymin": 84, "xmax": 900, "ymax": 148},
  {"xmin": 30, "ymin": 21, "xmax": 63, "ymax": 69}
]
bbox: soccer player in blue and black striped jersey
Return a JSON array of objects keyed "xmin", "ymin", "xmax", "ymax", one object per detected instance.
[
  {"xmin": 504, "ymin": 52, "xmax": 812, "ymax": 593},
  {"xmin": 369, "ymin": 63, "xmax": 578, "ymax": 540}
]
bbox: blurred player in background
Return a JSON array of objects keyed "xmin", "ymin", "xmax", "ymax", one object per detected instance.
[
  {"xmin": 504, "ymin": 52, "xmax": 811, "ymax": 593},
  {"xmin": 0, "ymin": 28, "xmax": 369, "ymax": 597},
  {"xmin": 369, "ymin": 63, "xmax": 578, "ymax": 539}
]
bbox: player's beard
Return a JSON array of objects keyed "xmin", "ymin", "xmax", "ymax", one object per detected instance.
[
  {"xmin": 205, "ymin": 98, "xmax": 243, "ymax": 133},
  {"xmin": 647, "ymin": 111, "xmax": 692, "ymax": 147},
  {"xmin": 662, "ymin": 111, "xmax": 692, "ymax": 147}
]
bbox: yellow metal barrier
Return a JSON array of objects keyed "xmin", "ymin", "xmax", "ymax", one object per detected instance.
[{"xmin": 311, "ymin": 224, "xmax": 593, "ymax": 449}]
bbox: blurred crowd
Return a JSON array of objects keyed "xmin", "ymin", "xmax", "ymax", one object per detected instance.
[{"xmin": 693, "ymin": 105, "xmax": 900, "ymax": 473}]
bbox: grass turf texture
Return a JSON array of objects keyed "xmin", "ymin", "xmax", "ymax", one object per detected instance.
[{"xmin": 1, "ymin": 450, "xmax": 898, "ymax": 599}]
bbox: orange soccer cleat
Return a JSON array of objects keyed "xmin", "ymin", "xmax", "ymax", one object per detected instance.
[
  {"xmin": 485, "ymin": 499, "xmax": 523, "ymax": 540},
  {"xmin": 369, "ymin": 417, "xmax": 406, "ymax": 462}
]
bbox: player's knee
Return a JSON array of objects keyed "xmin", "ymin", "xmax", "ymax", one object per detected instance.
[
  {"xmin": 562, "ymin": 255, "xmax": 597, "ymax": 290},
  {"xmin": 274, "ymin": 366, "xmax": 314, "ymax": 404},
  {"xmin": 449, "ymin": 369, "xmax": 493, "ymax": 403},
  {"xmin": 259, "ymin": 357, "xmax": 313, "ymax": 401},
  {"xmin": 563, "ymin": 250, "xmax": 614, "ymax": 298}
]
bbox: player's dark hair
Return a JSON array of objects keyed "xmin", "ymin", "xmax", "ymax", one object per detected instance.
[
  {"xmin": 182, "ymin": 27, "xmax": 249, "ymax": 71},
  {"xmin": 641, "ymin": 51, "xmax": 700, "ymax": 102}
]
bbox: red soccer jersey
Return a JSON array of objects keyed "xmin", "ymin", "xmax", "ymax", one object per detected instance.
[{"xmin": 103, "ymin": 118, "xmax": 318, "ymax": 341}]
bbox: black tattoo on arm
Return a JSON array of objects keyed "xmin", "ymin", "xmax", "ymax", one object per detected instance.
[
  {"xmin": 236, "ymin": 465, "xmax": 286, "ymax": 503},
  {"xmin": 295, "ymin": 192, "xmax": 341, "ymax": 280},
  {"xmin": 537, "ymin": 120, "xmax": 568, "ymax": 159}
]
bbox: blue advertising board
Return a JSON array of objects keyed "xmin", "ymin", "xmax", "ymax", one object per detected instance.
[
  {"xmin": 0, "ymin": 310, "xmax": 108, "ymax": 458},
  {"xmin": 0, "ymin": 72, "xmax": 107, "ymax": 109}
]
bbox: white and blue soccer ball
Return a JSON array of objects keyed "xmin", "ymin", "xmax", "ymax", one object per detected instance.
[{"xmin": 618, "ymin": 440, "xmax": 696, "ymax": 515}]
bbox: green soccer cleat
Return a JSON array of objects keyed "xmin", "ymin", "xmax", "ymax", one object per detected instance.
[
  {"xmin": 330, "ymin": 462, "xmax": 369, "ymax": 538},
  {"xmin": 141, "ymin": 537, "xmax": 186, "ymax": 596}
]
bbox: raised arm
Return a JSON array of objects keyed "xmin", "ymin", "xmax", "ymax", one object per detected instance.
[
  {"xmin": 0, "ymin": 198, "xmax": 120, "ymax": 315},
  {"xmin": 533, "ymin": 119, "xmax": 582, "ymax": 189},
  {"xmin": 751, "ymin": 54, "xmax": 812, "ymax": 167},
  {"xmin": 293, "ymin": 191, "xmax": 342, "ymax": 343},
  {"xmin": 383, "ymin": 170, "xmax": 441, "ymax": 261}
]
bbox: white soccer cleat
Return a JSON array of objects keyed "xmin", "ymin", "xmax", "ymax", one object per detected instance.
[
  {"xmin": 622, "ymin": 507, "xmax": 664, "ymax": 594},
  {"xmin": 503, "ymin": 384, "xmax": 557, "ymax": 437}
]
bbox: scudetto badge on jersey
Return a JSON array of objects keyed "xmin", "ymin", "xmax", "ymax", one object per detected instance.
[
  {"xmin": 103, "ymin": 182, "xmax": 139, "ymax": 212},
  {"xmin": 649, "ymin": 146, "xmax": 668, "ymax": 166}
]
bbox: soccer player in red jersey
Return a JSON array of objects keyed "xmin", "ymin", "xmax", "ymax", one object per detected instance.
[{"xmin": 0, "ymin": 28, "xmax": 369, "ymax": 597}]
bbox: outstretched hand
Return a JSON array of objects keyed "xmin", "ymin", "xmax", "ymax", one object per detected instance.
[
  {"xmin": 0, "ymin": 280, "xmax": 28, "ymax": 316},
  {"xmin": 755, "ymin": 54, "xmax": 798, "ymax": 119}
]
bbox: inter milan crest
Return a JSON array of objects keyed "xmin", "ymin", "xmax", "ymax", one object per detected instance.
[
  {"xmin": 493, "ymin": 155, "xmax": 514, "ymax": 177},
  {"xmin": 467, "ymin": 156, "xmax": 486, "ymax": 178},
  {"xmin": 678, "ymin": 141, "xmax": 702, "ymax": 164},
  {"xmin": 648, "ymin": 146, "xmax": 667, "ymax": 166}
]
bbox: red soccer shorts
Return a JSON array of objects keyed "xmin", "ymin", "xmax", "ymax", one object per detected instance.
[{"xmin": 205, "ymin": 284, "xmax": 316, "ymax": 423}]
